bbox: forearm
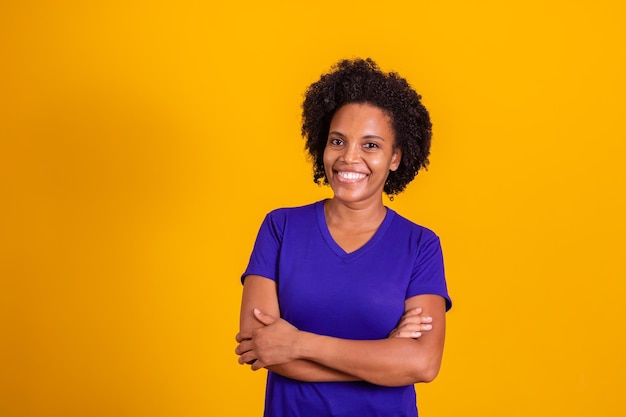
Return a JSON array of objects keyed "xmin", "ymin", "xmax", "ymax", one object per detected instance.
[
  {"xmin": 267, "ymin": 359, "xmax": 359, "ymax": 382},
  {"xmin": 238, "ymin": 290, "xmax": 446, "ymax": 386},
  {"xmin": 296, "ymin": 333, "xmax": 442, "ymax": 387}
]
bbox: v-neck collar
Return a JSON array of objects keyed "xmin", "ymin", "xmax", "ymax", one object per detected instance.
[{"xmin": 315, "ymin": 200, "xmax": 395, "ymax": 262}]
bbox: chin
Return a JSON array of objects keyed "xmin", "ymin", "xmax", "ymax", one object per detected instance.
[{"xmin": 332, "ymin": 190, "xmax": 374, "ymax": 204}]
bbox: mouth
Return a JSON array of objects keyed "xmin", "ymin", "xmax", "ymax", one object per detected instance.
[{"xmin": 336, "ymin": 171, "xmax": 368, "ymax": 182}]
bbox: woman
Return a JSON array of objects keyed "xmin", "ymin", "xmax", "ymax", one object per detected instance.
[{"xmin": 235, "ymin": 58, "xmax": 451, "ymax": 417}]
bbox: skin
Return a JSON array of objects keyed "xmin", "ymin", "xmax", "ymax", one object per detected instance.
[{"xmin": 235, "ymin": 103, "xmax": 447, "ymax": 387}]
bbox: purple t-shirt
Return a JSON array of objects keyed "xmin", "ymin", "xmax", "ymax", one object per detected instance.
[{"xmin": 242, "ymin": 201, "xmax": 451, "ymax": 417}]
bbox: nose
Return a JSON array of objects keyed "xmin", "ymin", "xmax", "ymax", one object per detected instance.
[{"xmin": 341, "ymin": 143, "xmax": 361, "ymax": 163}]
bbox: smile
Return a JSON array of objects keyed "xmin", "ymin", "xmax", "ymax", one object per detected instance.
[{"xmin": 337, "ymin": 171, "xmax": 367, "ymax": 181}]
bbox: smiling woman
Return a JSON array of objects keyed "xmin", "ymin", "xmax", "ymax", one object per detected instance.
[{"xmin": 235, "ymin": 58, "xmax": 451, "ymax": 417}]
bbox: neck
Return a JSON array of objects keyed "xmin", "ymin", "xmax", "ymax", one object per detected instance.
[{"xmin": 324, "ymin": 197, "xmax": 387, "ymax": 228}]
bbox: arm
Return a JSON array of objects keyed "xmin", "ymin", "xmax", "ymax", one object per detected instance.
[
  {"xmin": 238, "ymin": 293, "xmax": 446, "ymax": 387},
  {"xmin": 237, "ymin": 275, "xmax": 359, "ymax": 382},
  {"xmin": 299, "ymin": 294, "xmax": 446, "ymax": 386}
]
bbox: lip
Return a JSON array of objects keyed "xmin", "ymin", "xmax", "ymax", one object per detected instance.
[{"xmin": 334, "ymin": 170, "xmax": 369, "ymax": 183}]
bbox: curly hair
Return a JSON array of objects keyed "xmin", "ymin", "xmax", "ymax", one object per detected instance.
[{"xmin": 301, "ymin": 58, "xmax": 432, "ymax": 196}]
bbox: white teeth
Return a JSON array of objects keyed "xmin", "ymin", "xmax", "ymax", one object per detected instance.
[{"xmin": 338, "ymin": 171, "xmax": 366, "ymax": 180}]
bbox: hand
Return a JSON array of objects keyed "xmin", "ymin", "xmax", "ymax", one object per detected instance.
[
  {"xmin": 235, "ymin": 309, "xmax": 301, "ymax": 371},
  {"xmin": 388, "ymin": 307, "xmax": 433, "ymax": 339}
]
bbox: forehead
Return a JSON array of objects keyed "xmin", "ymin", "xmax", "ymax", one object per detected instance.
[{"xmin": 330, "ymin": 103, "xmax": 393, "ymax": 136}]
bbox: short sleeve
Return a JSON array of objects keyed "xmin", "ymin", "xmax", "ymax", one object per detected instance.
[
  {"xmin": 241, "ymin": 211, "xmax": 284, "ymax": 284},
  {"xmin": 406, "ymin": 234, "xmax": 452, "ymax": 311}
]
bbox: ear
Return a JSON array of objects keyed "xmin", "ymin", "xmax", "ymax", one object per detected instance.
[{"xmin": 390, "ymin": 147, "xmax": 402, "ymax": 172}]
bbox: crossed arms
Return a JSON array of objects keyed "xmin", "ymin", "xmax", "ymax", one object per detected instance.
[{"xmin": 235, "ymin": 275, "xmax": 447, "ymax": 387}]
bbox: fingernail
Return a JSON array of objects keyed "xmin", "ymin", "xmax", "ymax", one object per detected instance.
[
  {"xmin": 424, "ymin": 324, "xmax": 432, "ymax": 330},
  {"xmin": 413, "ymin": 332, "xmax": 422, "ymax": 338}
]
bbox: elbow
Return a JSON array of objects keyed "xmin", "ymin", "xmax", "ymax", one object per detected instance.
[
  {"xmin": 408, "ymin": 356, "xmax": 442, "ymax": 384},
  {"xmin": 415, "ymin": 364, "xmax": 440, "ymax": 383},
  {"xmin": 377, "ymin": 357, "xmax": 442, "ymax": 387}
]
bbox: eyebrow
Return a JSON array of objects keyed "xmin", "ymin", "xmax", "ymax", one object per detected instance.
[{"xmin": 329, "ymin": 131, "xmax": 386, "ymax": 141}]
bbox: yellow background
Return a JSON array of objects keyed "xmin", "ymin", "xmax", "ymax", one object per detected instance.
[{"xmin": 1, "ymin": 1, "xmax": 625, "ymax": 416}]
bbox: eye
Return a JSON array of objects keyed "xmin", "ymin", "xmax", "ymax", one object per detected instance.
[
  {"xmin": 363, "ymin": 142, "xmax": 379, "ymax": 149},
  {"xmin": 329, "ymin": 138, "xmax": 344, "ymax": 146}
]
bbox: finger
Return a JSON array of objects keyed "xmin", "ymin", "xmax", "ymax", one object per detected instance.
[
  {"xmin": 235, "ymin": 339, "xmax": 253, "ymax": 356},
  {"xmin": 235, "ymin": 332, "xmax": 252, "ymax": 343},
  {"xmin": 396, "ymin": 323, "xmax": 433, "ymax": 332},
  {"xmin": 400, "ymin": 308, "xmax": 423, "ymax": 318},
  {"xmin": 392, "ymin": 330, "xmax": 423, "ymax": 339},
  {"xmin": 254, "ymin": 308, "xmax": 277, "ymax": 325},
  {"xmin": 404, "ymin": 307, "xmax": 423, "ymax": 316},
  {"xmin": 250, "ymin": 359, "xmax": 265, "ymax": 371},
  {"xmin": 397, "ymin": 315, "xmax": 433, "ymax": 327},
  {"xmin": 238, "ymin": 350, "xmax": 258, "ymax": 365}
]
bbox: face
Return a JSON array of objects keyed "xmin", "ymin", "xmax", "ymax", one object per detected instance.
[{"xmin": 323, "ymin": 103, "xmax": 402, "ymax": 206}]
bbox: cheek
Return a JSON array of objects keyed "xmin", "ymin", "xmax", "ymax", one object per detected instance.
[
  {"xmin": 322, "ymin": 149, "xmax": 332, "ymax": 171},
  {"xmin": 368, "ymin": 155, "xmax": 389, "ymax": 170},
  {"xmin": 365, "ymin": 153, "xmax": 397, "ymax": 174}
]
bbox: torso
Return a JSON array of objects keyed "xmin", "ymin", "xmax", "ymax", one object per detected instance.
[{"xmin": 243, "ymin": 200, "xmax": 449, "ymax": 417}]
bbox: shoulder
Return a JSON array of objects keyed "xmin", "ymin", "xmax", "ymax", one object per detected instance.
[
  {"xmin": 261, "ymin": 200, "xmax": 322, "ymax": 231},
  {"xmin": 388, "ymin": 208, "xmax": 440, "ymax": 244},
  {"xmin": 265, "ymin": 200, "xmax": 320, "ymax": 221}
]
